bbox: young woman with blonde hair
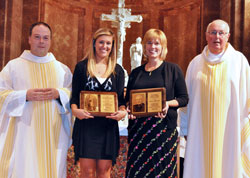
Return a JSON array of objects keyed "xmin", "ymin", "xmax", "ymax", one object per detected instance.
[{"xmin": 71, "ymin": 28, "xmax": 127, "ymax": 178}]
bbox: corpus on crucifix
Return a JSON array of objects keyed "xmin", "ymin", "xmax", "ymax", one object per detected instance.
[{"xmin": 101, "ymin": 0, "xmax": 143, "ymax": 67}]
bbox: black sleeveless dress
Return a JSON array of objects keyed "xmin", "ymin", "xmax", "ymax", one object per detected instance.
[{"xmin": 70, "ymin": 59, "xmax": 125, "ymax": 165}]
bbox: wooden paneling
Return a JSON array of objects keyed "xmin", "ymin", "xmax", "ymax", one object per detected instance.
[
  {"xmin": 10, "ymin": 0, "xmax": 23, "ymax": 60},
  {"xmin": 0, "ymin": 0, "xmax": 13, "ymax": 69},
  {"xmin": 243, "ymin": 1, "xmax": 250, "ymax": 59},
  {"xmin": 0, "ymin": 0, "xmax": 7, "ymax": 69},
  {"xmin": 159, "ymin": 2, "xmax": 202, "ymax": 73},
  {"xmin": 21, "ymin": 0, "xmax": 40, "ymax": 54}
]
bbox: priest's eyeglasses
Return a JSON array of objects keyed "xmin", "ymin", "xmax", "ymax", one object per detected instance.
[{"xmin": 207, "ymin": 30, "xmax": 228, "ymax": 37}]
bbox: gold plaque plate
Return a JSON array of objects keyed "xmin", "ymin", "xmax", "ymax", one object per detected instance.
[
  {"xmin": 129, "ymin": 88, "xmax": 166, "ymax": 117},
  {"xmin": 80, "ymin": 91, "xmax": 118, "ymax": 116}
]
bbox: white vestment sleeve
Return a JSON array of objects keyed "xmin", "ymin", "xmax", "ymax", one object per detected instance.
[
  {"xmin": 55, "ymin": 63, "xmax": 73, "ymax": 138},
  {"xmin": 57, "ymin": 89, "xmax": 71, "ymax": 114},
  {"xmin": 56, "ymin": 89, "xmax": 72, "ymax": 137},
  {"xmin": 0, "ymin": 63, "xmax": 27, "ymax": 128},
  {"xmin": 6, "ymin": 90, "xmax": 27, "ymax": 117},
  {"xmin": 55, "ymin": 63, "xmax": 72, "ymax": 114},
  {"xmin": 239, "ymin": 55, "xmax": 250, "ymax": 178}
]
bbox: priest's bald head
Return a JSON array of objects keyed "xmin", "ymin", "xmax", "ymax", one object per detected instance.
[{"xmin": 205, "ymin": 19, "xmax": 230, "ymax": 54}]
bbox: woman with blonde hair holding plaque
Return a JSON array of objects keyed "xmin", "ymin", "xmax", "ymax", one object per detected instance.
[
  {"xmin": 125, "ymin": 29, "xmax": 189, "ymax": 178},
  {"xmin": 70, "ymin": 28, "xmax": 127, "ymax": 178}
]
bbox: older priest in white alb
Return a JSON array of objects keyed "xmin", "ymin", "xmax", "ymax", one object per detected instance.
[
  {"xmin": 0, "ymin": 22, "xmax": 72, "ymax": 178},
  {"xmin": 180, "ymin": 19, "xmax": 250, "ymax": 178}
]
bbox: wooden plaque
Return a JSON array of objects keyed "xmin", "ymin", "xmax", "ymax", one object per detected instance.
[
  {"xmin": 80, "ymin": 91, "xmax": 118, "ymax": 116},
  {"xmin": 129, "ymin": 87, "xmax": 166, "ymax": 117}
]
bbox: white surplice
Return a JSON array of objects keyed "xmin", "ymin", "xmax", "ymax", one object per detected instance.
[
  {"xmin": 0, "ymin": 50, "xmax": 73, "ymax": 178},
  {"xmin": 180, "ymin": 43, "xmax": 250, "ymax": 178}
]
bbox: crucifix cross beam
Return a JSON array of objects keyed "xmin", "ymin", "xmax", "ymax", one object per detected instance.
[{"xmin": 101, "ymin": 0, "xmax": 142, "ymax": 66}]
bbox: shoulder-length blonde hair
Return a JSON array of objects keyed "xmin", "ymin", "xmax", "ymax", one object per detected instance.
[
  {"xmin": 85, "ymin": 28, "xmax": 117, "ymax": 78},
  {"xmin": 142, "ymin": 29, "xmax": 168, "ymax": 61}
]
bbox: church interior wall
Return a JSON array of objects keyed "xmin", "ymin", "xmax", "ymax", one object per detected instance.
[
  {"xmin": 0, "ymin": 0, "xmax": 249, "ymax": 72},
  {"xmin": 0, "ymin": 0, "xmax": 249, "ymax": 177}
]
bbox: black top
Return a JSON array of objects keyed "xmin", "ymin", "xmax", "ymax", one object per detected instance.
[
  {"xmin": 70, "ymin": 59, "xmax": 125, "ymax": 107},
  {"xmin": 126, "ymin": 61, "xmax": 189, "ymax": 129},
  {"xmin": 70, "ymin": 59, "xmax": 125, "ymax": 165}
]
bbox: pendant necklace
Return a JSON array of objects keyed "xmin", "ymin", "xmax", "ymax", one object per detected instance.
[
  {"xmin": 147, "ymin": 67, "xmax": 154, "ymax": 76},
  {"xmin": 146, "ymin": 60, "xmax": 163, "ymax": 76},
  {"xmin": 147, "ymin": 66, "xmax": 153, "ymax": 76}
]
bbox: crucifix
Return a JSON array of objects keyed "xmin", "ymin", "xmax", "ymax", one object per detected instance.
[{"xmin": 101, "ymin": 0, "xmax": 143, "ymax": 66}]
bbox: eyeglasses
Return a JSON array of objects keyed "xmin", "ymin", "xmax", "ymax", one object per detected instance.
[{"xmin": 207, "ymin": 30, "xmax": 228, "ymax": 37}]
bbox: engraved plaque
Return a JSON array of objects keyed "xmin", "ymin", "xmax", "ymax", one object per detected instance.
[
  {"xmin": 80, "ymin": 91, "xmax": 118, "ymax": 116},
  {"xmin": 129, "ymin": 88, "xmax": 166, "ymax": 117}
]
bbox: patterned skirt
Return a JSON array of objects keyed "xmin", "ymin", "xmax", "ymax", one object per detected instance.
[{"xmin": 125, "ymin": 117, "xmax": 178, "ymax": 178}]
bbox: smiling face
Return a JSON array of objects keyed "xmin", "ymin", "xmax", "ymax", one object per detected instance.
[
  {"xmin": 206, "ymin": 21, "xmax": 230, "ymax": 54},
  {"xmin": 28, "ymin": 24, "xmax": 51, "ymax": 57},
  {"xmin": 94, "ymin": 35, "xmax": 113, "ymax": 61},
  {"xmin": 145, "ymin": 38, "xmax": 163, "ymax": 61},
  {"xmin": 142, "ymin": 29, "xmax": 168, "ymax": 61}
]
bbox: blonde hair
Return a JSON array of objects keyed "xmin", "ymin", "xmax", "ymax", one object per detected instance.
[
  {"xmin": 142, "ymin": 29, "xmax": 168, "ymax": 61},
  {"xmin": 85, "ymin": 28, "xmax": 117, "ymax": 78}
]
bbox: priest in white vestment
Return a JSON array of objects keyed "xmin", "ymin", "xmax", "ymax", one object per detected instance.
[
  {"xmin": 0, "ymin": 22, "xmax": 72, "ymax": 178},
  {"xmin": 180, "ymin": 19, "xmax": 250, "ymax": 178}
]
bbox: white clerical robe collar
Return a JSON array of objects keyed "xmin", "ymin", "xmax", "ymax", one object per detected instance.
[
  {"xmin": 202, "ymin": 43, "xmax": 230, "ymax": 64},
  {"xmin": 20, "ymin": 50, "xmax": 56, "ymax": 63}
]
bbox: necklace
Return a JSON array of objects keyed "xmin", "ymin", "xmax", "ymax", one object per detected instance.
[{"xmin": 146, "ymin": 61, "xmax": 163, "ymax": 76}]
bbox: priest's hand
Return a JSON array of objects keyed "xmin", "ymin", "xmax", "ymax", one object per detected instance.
[
  {"xmin": 26, "ymin": 88, "xmax": 59, "ymax": 101},
  {"xmin": 43, "ymin": 88, "xmax": 59, "ymax": 100}
]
